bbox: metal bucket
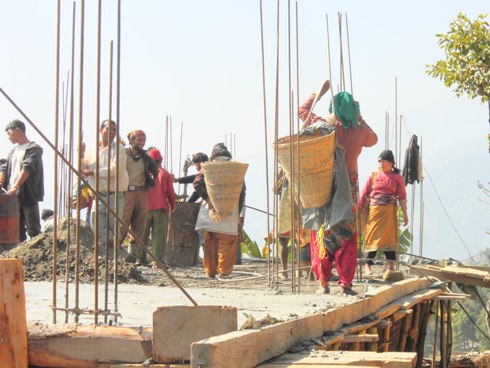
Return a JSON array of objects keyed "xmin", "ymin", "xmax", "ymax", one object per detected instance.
[{"xmin": 0, "ymin": 194, "xmax": 20, "ymax": 244}]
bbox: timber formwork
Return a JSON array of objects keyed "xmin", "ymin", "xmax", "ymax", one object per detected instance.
[{"xmin": 21, "ymin": 277, "xmax": 449, "ymax": 368}]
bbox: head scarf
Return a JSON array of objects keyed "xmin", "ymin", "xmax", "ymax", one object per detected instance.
[
  {"xmin": 210, "ymin": 143, "xmax": 232, "ymax": 161},
  {"xmin": 328, "ymin": 91, "xmax": 360, "ymax": 129}
]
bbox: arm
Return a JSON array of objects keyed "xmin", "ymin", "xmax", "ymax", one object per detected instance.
[
  {"xmin": 192, "ymin": 171, "xmax": 208, "ymax": 201},
  {"xmin": 358, "ymin": 174, "xmax": 373, "ymax": 208},
  {"xmin": 0, "ymin": 171, "xmax": 6, "ymax": 189},
  {"xmin": 360, "ymin": 119, "xmax": 378, "ymax": 148},
  {"xmin": 166, "ymin": 171, "xmax": 177, "ymax": 211},
  {"xmin": 177, "ymin": 174, "xmax": 197, "ymax": 184},
  {"xmin": 6, "ymin": 169, "xmax": 29, "ymax": 195},
  {"xmin": 397, "ymin": 175, "xmax": 408, "ymax": 226},
  {"xmin": 298, "ymin": 93, "xmax": 322, "ymax": 125}
]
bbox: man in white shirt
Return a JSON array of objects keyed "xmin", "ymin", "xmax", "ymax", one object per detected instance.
[{"xmin": 82, "ymin": 119, "xmax": 129, "ymax": 254}]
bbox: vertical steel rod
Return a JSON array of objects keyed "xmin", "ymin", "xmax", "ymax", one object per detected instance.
[
  {"xmin": 52, "ymin": 0, "xmax": 61, "ymax": 324},
  {"xmin": 65, "ymin": 1, "xmax": 76, "ymax": 324},
  {"xmin": 258, "ymin": 0, "xmax": 271, "ymax": 287}
]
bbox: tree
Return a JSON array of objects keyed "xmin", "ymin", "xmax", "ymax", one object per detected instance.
[{"xmin": 426, "ymin": 13, "xmax": 490, "ymax": 132}]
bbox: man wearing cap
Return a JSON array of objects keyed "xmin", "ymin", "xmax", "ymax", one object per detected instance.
[
  {"xmin": 0, "ymin": 119, "xmax": 44, "ymax": 241},
  {"xmin": 82, "ymin": 119, "xmax": 129, "ymax": 254},
  {"xmin": 121, "ymin": 130, "xmax": 158, "ymax": 263},
  {"xmin": 140, "ymin": 147, "xmax": 176, "ymax": 267}
]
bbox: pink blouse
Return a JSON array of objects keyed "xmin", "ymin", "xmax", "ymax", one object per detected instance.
[{"xmin": 359, "ymin": 171, "xmax": 406, "ymax": 207}]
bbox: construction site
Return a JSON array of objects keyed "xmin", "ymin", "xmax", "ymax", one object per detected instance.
[{"xmin": 1, "ymin": 1, "xmax": 490, "ymax": 368}]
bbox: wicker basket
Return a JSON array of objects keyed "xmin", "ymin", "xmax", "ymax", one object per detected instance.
[
  {"xmin": 274, "ymin": 131, "xmax": 335, "ymax": 208},
  {"xmin": 202, "ymin": 161, "xmax": 248, "ymax": 221}
]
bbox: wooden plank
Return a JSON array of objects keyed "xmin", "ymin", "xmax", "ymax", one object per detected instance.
[
  {"xmin": 257, "ymin": 351, "xmax": 417, "ymax": 367},
  {"xmin": 257, "ymin": 365, "xmax": 382, "ymax": 367},
  {"xmin": 99, "ymin": 365, "xmax": 189, "ymax": 368},
  {"xmin": 433, "ymin": 295, "xmax": 470, "ymax": 300},
  {"xmin": 375, "ymin": 289, "xmax": 441, "ymax": 321},
  {"xmin": 99, "ymin": 365, "xmax": 188, "ymax": 368},
  {"xmin": 324, "ymin": 333, "xmax": 344, "ymax": 347},
  {"xmin": 191, "ymin": 279, "xmax": 430, "ymax": 368},
  {"xmin": 343, "ymin": 334, "xmax": 379, "ymax": 343},
  {"xmin": 28, "ymin": 324, "xmax": 152, "ymax": 368},
  {"xmin": 153, "ymin": 306, "xmax": 236, "ymax": 363},
  {"xmin": 0, "ymin": 258, "xmax": 28, "ymax": 368},
  {"xmin": 409, "ymin": 265, "xmax": 490, "ymax": 288},
  {"xmin": 191, "ymin": 313, "xmax": 323, "ymax": 368}
]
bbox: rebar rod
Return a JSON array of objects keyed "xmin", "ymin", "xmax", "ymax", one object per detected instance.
[
  {"xmin": 295, "ymin": 0, "xmax": 302, "ymax": 294},
  {"xmin": 272, "ymin": 0, "xmax": 281, "ymax": 289},
  {"xmin": 104, "ymin": 40, "xmax": 114, "ymax": 325},
  {"xmin": 114, "ymin": 0, "xmax": 122, "ymax": 323},
  {"xmin": 345, "ymin": 13, "xmax": 354, "ymax": 96},
  {"xmin": 93, "ymin": 0, "xmax": 103, "ymax": 325},
  {"xmin": 74, "ymin": 0, "xmax": 86, "ymax": 323},
  {"xmin": 65, "ymin": 1, "xmax": 76, "ymax": 324},
  {"xmin": 52, "ymin": 0, "xmax": 61, "ymax": 325},
  {"xmin": 325, "ymin": 14, "xmax": 335, "ymax": 114}
]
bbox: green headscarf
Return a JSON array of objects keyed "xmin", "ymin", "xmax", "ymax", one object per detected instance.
[{"xmin": 328, "ymin": 91, "xmax": 360, "ymax": 129}]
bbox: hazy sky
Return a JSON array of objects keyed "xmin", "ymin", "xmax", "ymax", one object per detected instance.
[{"xmin": 0, "ymin": 1, "xmax": 488, "ymax": 262}]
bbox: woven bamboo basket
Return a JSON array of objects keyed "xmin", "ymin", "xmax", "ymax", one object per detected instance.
[
  {"xmin": 202, "ymin": 161, "xmax": 248, "ymax": 221},
  {"xmin": 274, "ymin": 131, "xmax": 335, "ymax": 208}
]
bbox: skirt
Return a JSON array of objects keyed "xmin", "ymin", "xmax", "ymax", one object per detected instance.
[{"xmin": 364, "ymin": 204, "xmax": 398, "ymax": 253}]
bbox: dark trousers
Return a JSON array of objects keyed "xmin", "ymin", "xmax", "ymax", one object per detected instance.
[
  {"xmin": 366, "ymin": 250, "xmax": 396, "ymax": 265},
  {"xmin": 19, "ymin": 202, "xmax": 41, "ymax": 241}
]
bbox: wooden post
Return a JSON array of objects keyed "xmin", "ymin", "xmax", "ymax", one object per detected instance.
[
  {"xmin": 416, "ymin": 300, "xmax": 433, "ymax": 368},
  {"xmin": 397, "ymin": 309, "xmax": 413, "ymax": 352},
  {"xmin": 0, "ymin": 259, "xmax": 28, "ymax": 368},
  {"xmin": 366, "ymin": 327, "xmax": 378, "ymax": 351}
]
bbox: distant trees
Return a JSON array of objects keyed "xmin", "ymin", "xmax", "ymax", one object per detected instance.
[{"xmin": 426, "ymin": 13, "xmax": 490, "ymax": 145}]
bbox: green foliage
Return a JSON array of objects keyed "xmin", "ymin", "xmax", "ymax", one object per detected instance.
[
  {"xmin": 426, "ymin": 13, "xmax": 490, "ymax": 103},
  {"xmin": 451, "ymin": 287, "xmax": 490, "ymax": 351},
  {"xmin": 240, "ymin": 229, "xmax": 263, "ymax": 259}
]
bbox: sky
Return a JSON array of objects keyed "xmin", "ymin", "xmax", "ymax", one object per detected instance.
[{"xmin": 0, "ymin": 1, "xmax": 489, "ymax": 263}]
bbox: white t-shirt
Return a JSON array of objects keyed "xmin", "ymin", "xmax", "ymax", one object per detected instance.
[{"xmin": 9, "ymin": 143, "xmax": 29, "ymax": 189}]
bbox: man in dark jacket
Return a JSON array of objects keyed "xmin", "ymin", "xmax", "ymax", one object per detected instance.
[{"xmin": 0, "ymin": 119, "xmax": 44, "ymax": 241}]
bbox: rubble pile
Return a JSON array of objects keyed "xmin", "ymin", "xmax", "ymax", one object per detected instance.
[{"xmin": 0, "ymin": 218, "xmax": 146, "ymax": 284}]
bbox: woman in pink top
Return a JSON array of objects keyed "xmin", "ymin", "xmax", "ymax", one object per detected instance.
[{"xmin": 359, "ymin": 150, "xmax": 408, "ymax": 273}]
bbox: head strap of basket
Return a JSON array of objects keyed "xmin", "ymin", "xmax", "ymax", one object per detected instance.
[
  {"xmin": 273, "ymin": 130, "xmax": 336, "ymax": 208},
  {"xmin": 202, "ymin": 161, "xmax": 248, "ymax": 221}
]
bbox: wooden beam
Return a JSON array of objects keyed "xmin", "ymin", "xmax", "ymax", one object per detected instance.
[
  {"xmin": 191, "ymin": 279, "xmax": 431, "ymax": 368},
  {"xmin": 99, "ymin": 365, "xmax": 188, "ymax": 368},
  {"xmin": 409, "ymin": 265, "xmax": 490, "ymax": 288},
  {"xmin": 153, "ymin": 306, "xmax": 236, "ymax": 363},
  {"xmin": 343, "ymin": 334, "xmax": 378, "ymax": 343},
  {"xmin": 257, "ymin": 351, "xmax": 417, "ymax": 367},
  {"xmin": 28, "ymin": 324, "xmax": 152, "ymax": 367},
  {"xmin": 0, "ymin": 259, "xmax": 28, "ymax": 368}
]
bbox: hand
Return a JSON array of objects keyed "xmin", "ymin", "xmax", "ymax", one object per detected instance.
[
  {"xmin": 81, "ymin": 169, "xmax": 94, "ymax": 178},
  {"xmin": 6, "ymin": 185, "xmax": 19, "ymax": 196},
  {"xmin": 403, "ymin": 213, "xmax": 408, "ymax": 226},
  {"xmin": 172, "ymin": 174, "xmax": 178, "ymax": 183},
  {"xmin": 239, "ymin": 216, "xmax": 245, "ymax": 227}
]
